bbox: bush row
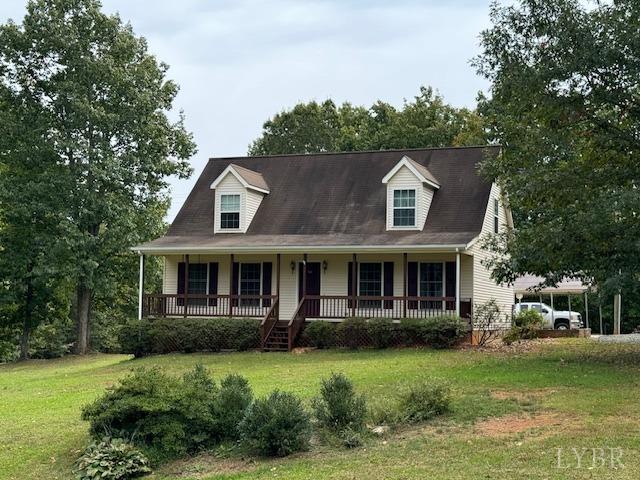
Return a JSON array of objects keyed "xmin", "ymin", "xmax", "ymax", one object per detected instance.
[
  {"xmin": 119, "ymin": 317, "xmax": 261, "ymax": 356},
  {"xmin": 303, "ymin": 316, "xmax": 468, "ymax": 350},
  {"xmin": 80, "ymin": 367, "xmax": 451, "ymax": 477}
]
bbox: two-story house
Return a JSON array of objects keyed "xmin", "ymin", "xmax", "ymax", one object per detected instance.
[{"xmin": 134, "ymin": 146, "xmax": 514, "ymax": 350}]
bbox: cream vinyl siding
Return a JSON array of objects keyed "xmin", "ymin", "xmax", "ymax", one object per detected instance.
[
  {"xmin": 213, "ymin": 173, "xmax": 265, "ymax": 233},
  {"xmin": 468, "ymin": 183, "xmax": 514, "ymax": 320},
  {"xmin": 386, "ymin": 165, "xmax": 434, "ymax": 230}
]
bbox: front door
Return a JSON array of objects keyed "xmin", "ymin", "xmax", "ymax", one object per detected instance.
[{"xmin": 298, "ymin": 262, "xmax": 321, "ymax": 316}]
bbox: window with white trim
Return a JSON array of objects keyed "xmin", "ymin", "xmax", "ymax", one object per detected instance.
[
  {"xmin": 493, "ymin": 198, "xmax": 499, "ymax": 234},
  {"xmin": 220, "ymin": 194, "xmax": 240, "ymax": 229},
  {"xmin": 240, "ymin": 263, "xmax": 261, "ymax": 306},
  {"xmin": 187, "ymin": 263, "xmax": 208, "ymax": 306},
  {"xmin": 393, "ymin": 189, "xmax": 416, "ymax": 227},
  {"xmin": 419, "ymin": 262, "xmax": 443, "ymax": 309},
  {"xmin": 359, "ymin": 263, "xmax": 382, "ymax": 309}
]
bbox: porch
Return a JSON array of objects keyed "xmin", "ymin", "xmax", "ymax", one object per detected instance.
[{"xmin": 137, "ymin": 251, "xmax": 474, "ymax": 351}]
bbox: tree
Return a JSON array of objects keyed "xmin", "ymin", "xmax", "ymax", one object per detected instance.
[
  {"xmin": 474, "ymin": 0, "xmax": 640, "ymax": 298},
  {"xmin": 249, "ymin": 86, "xmax": 486, "ymax": 155},
  {"xmin": 0, "ymin": 0, "xmax": 196, "ymax": 354}
]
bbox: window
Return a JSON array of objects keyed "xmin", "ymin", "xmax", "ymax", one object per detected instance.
[
  {"xmin": 393, "ymin": 189, "xmax": 416, "ymax": 227},
  {"xmin": 220, "ymin": 194, "xmax": 240, "ymax": 229},
  {"xmin": 240, "ymin": 263, "xmax": 261, "ymax": 306},
  {"xmin": 419, "ymin": 263, "xmax": 443, "ymax": 309},
  {"xmin": 188, "ymin": 263, "xmax": 208, "ymax": 306},
  {"xmin": 520, "ymin": 304, "xmax": 529, "ymax": 311},
  {"xmin": 493, "ymin": 198, "xmax": 499, "ymax": 233},
  {"xmin": 531, "ymin": 304, "xmax": 542, "ymax": 313},
  {"xmin": 359, "ymin": 263, "xmax": 382, "ymax": 308}
]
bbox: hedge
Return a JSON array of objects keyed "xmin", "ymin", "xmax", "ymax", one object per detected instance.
[{"xmin": 119, "ymin": 317, "xmax": 261, "ymax": 356}]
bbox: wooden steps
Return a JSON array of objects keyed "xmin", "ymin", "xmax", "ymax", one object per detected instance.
[{"xmin": 262, "ymin": 322, "xmax": 289, "ymax": 352}]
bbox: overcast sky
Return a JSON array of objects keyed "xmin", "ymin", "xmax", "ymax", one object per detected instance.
[{"xmin": 1, "ymin": 0, "xmax": 495, "ymax": 221}]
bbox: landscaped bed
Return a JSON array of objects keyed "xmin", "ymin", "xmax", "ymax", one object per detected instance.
[{"xmin": 2, "ymin": 339, "xmax": 640, "ymax": 479}]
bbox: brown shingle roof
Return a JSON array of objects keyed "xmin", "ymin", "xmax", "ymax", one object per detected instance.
[
  {"xmin": 227, "ymin": 163, "xmax": 269, "ymax": 192},
  {"xmin": 405, "ymin": 156, "xmax": 440, "ymax": 187},
  {"xmin": 137, "ymin": 146, "xmax": 499, "ymax": 252}
]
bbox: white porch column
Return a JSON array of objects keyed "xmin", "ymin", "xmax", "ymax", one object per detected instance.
[
  {"xmin": 137, "ymin": 252, "xmax": 145, "ymax": 320},
  {"xmin": 455, "ymin": 250, "xmax": 461, "ymax": 316}
]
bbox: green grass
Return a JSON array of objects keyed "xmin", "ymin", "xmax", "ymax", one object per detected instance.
[{"xmin": 2, "ymin": 340, "xmax": 640, "ymax": 479}]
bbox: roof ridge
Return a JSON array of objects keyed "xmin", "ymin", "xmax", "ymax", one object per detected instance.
[{"xmin": 207, "ymin": 144, "xmax": 501, "ymax": 162}]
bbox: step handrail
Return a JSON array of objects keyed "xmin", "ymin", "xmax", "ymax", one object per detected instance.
[
  {"xmin": 287, "ymin": 297, "xmax": 307, "ymax": 351},
  {"xmin": 260, "ymin": 298, "xmax": 280, "ymax": 349}
]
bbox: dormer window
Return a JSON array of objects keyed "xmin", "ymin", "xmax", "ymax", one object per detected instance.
[
  {"xmin": 220, "ymin": 194, "xmax": 240, "ymax": 229},
  {"xmin": 393, "ymin": 189, "xmax": 416, "ymax": 227}
]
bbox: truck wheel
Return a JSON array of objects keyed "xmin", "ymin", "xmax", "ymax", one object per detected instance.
[{"xmin": 555, "ymin": 321, "xmax": 570, "ymax": 330}]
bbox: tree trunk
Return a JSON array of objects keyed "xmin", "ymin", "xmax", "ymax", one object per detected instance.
[
  {"xmin": 76, "ymin": 283, "xmax": 92, "ymax": 354},
  {"xmin": 19, "ymin": 278, "xmax": 34, "ymax": 361}
]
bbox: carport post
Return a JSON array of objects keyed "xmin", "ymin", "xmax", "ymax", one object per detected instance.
[
  {"xmin": 568, "ymin": 294, "xmax": 572, "ymax": 326},
  {"xmin": 550, "ymin": 293, "xmax": 555, "ymax": 324},
  {"xmin": 584, "ymin": 292, "xmax": 589, "ymax": 329},
  {"xmin": 137, "ymin": 252, "xmax": 145, "ymax": 320}
]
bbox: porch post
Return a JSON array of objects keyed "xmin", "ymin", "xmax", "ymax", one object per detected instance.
[
  {"xmin": 584, "ymin": 292, "xmax": 589, "ymax": 329},
  {"xmin": 351, "ymin": 253, "xmax": 357, "ymax": 317},
  {"xmin": 455, "ymin": 251, "xmax": 461, "ymax": 317},
  {"xmin": 302, "ymin": 253, "xmax": 308, "ymax": 298},
  {"xmin": 276, "ymin": 253, "xmax": 281, "ymax": 299},
  {"xmin": 183, "ymin": 254, "xmax": 189, "ymax": 318},
  {"xmin": 137, "ymin": 253, "xmax": 145, "ymax": 320},
  {"xmin": 229, "ymin": 253, "xmax": 234, "ymax": 317},
  {"xmin": 403, "ymin": 253, "xmax": 407, "ymax": 318}
]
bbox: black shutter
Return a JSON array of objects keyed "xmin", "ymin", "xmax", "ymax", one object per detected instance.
[
  {"xmin": 208, "ymin": 263, "xmax": 218, "ymax": 306},
  {"xmin": 383, "ymin": 262, "xmax": 394, "ymax": 309},
  {"xmin": 262, "ymin": 262, "xmax": 272, "ymax": 307},
  {"xmin": 407, "ymin": 262, "xmax": 418, "ymax": 309},
  {"xmin": 177, "ymin": 262, "xmax": 185, "ymax": 306},
  {"xmin": 231, "ymin": 262, "xmax": 239, "ymax": 307},
  {"xmin": 445, "ymin": 261, "xmax": 456, "ymax": 311},
  {"xmin": 347, "ymin": 261, "xmax": 354, "ymax": 308}
]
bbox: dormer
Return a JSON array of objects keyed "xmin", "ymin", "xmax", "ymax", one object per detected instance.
[
  {"xmin": 210, "ymin": 164, "xmax": 269, "ymax": 233},
  {"xmin": 381, "ymin": 155, "xmax": 440, "ymax": 231}
]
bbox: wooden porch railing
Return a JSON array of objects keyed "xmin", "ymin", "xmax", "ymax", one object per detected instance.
[
  {"xmin": 142, "ymin": 293, "xmax": 278, "ymax": 318},
  {"xmin": 287, "ymin": 298, "xmax": 307, "ymax": 351},
  {"xmin": 260, "ymin": 298, "xmax": 280, "ymax": 348}
]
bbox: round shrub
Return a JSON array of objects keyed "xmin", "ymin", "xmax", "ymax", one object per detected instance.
[
  {"xmin": 367, "ymin": 318, "xmax": 395, "ymax": 348},
  {"xmin": 312, "ymin": 373, "xmax": 366, "ymax": 434},
  {"xmin": 213, "ymin": 373, "xmax": 254, "ymax": 440},
  {"xmin": 336, "ymin": 317, "xmax": 369, "ymax": 349},
  {"xmin": 398, "ymin": 380, "xmax": 451, "ymax": 423},
  {"xmin": 422, "ymin": 316, "xmax": 467, "ymax": 349},
  {"xmin": 74, "ymin": 437, "xmax": 151, "ymax": 480},
  {"xmin": 239, "ymin": 390, "xmax": 311, "ymax": 457},
  {"xmin": 305, "ymin": 321, "xmax": 336, "ymax": 348}
]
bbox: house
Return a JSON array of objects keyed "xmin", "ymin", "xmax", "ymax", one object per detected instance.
[{"xmin": 134, "ymin": 146, "xmax": 514, "ymax": 350}]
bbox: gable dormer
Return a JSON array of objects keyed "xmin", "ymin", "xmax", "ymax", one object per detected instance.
[
  {"xmin": 210, "ymin": 164, "xmax": 269, "ymax": 233},
  {"xmin": 381, "ymin": 155, "xmax": 440, "ymax": 231}
]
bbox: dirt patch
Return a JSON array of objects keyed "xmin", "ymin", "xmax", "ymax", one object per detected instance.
[
  {"xmin": 160, "ymin": 455, "xmax": 258, "ymax": 478},
  {"xmin": 475, "ymin": 412, "xmax": 566, "ymax": 437}
]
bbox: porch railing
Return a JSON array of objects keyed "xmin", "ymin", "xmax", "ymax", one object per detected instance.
[
  {"xmin": 142, "ymin": 293, "xmax": 278, "ymax": 318},
  {"xmin": 260, "ymin": 298, "xmax": 280, "ymax": 348}
]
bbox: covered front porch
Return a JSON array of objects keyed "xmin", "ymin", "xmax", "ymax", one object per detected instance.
[{"xmin": 137, "ymin": 251, "xmax": 474, "ymax": 350}]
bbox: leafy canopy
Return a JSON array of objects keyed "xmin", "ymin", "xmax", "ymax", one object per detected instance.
[
  {"xmin": 249, "ymin": 86, "xmax": 486, "ymax": 155},
  {"xmin": 474, "ymin": 0, "xmax": 640, "ymax": 293}
]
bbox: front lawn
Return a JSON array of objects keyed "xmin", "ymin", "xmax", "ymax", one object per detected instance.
[{"xmin": 1, "ymin": 341, "xmax": 640, "ymax": 479}]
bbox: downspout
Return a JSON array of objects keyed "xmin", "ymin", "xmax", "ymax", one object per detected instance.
[{"xmin": 455, "ymin": 248, "xmax": 461, "ymax": 317}]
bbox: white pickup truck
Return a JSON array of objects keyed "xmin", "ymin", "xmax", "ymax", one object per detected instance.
[{"xmin": 514, "ymin": 302, "xmax": 583, "ymax": 330}]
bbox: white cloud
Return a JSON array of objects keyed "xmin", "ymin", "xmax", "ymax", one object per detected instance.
[{"xmin": 1, "ymin": 0, "xmax": 494, "ymax": 220}]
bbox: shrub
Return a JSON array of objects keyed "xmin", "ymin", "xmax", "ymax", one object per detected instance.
[
  {"xmin": 118, "ymin": 318, "xmax": 261, "ymax": 356},
  {"xmin": 81, "ymin": 365, "xmax": 253, "ymax": 463},
  {"xmin": 421, "ymin": 316, "xmax": 467, "ymax": 349},
  {"xmin": 29, "ymin": 321, "xmax": 72, "ymax": 359},
  {"xmin": 239, "ymin": 390, "xmax": 311, "ymax": 457},
  {"xmin": 305, "ymin": 321, "xmax": 336, "ymax": 348},
  {"xmin": 338, "ymin": 426, "xmax": 364, "ymax": 449},
  {"xmin": 504, "ymin": 309, "xmax": 544, "ymax": 345},
  {"xmin": 312, "ymin": 373, "xmax": 367, "ymax": 434},
  {"xmin": 336, "ymin": 317, "xmax": 369, "ymax": 349},
  {"xmin": 74, "ymin": 437, "xmax": 151, "ymax": 480},
  {"xmin": 367, "ymin": 318, "xmax": 395, "ymax": 348},
  {"xmin": 398, "ymin": 380, "xmax": 451, "ymax": 423},
  {"xmin": 472, "ymin": 300, "xmax": 503, "ymax": 347}
]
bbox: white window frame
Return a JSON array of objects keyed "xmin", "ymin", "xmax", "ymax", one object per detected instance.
[
  {"xmin": 357, "ymin": 262, "xmax": 384, "ymax": 297},
  {"xmin": 220, "ymin": 193, "xmax": 241, "ymax": 230},
  {"xmin": 238, "ymin": 262, "xmax": 263, "ymax": 298},
  {"xmin": 392, "ymin": 188, "xmax": 417, "ymax": 228},
  {"xmin": 418, "ymin": 262, "xmax": 447, "ymax": 310}
]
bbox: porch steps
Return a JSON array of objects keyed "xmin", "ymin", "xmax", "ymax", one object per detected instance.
[{"xmin": 263, "ymin": 322, "xmax": 289, "ymax": 352}]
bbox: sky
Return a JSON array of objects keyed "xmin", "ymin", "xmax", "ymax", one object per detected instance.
[{"xmin": 0, "ymin": 0, "xmax": 496, "ymax": 221}]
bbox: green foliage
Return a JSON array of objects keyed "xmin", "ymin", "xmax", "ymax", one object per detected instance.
[
  {"xmin": 367, "ymin": 318, "xmax": 395, "ymax": 349},
  {"xmin": 249, "ymin": 87, "xmax": 486, "ymax": 155},
  {"xmin": 118, "ymin": 318, "xmax": 261, "ymax": 356},
  {"xmin": 28, "ymin": 321, "xmax": 73, "ymax": 359},
  {"xmin": 239, "ymin": 390, "xmax": 312, "ymax": 457},
  {"xmin": 81, "ymin": 365, "xmax": 252, "ymax": 463},
  {"xmin": 338, "ymin": 426, "xmax": 364, "ymax": 449},
  {"xmin": 503, "ymin": 310, "xmax": 544, "ymax": 345},
  {"xmin": 398, "ymin": 381, "xmax": 451, "ymax": 423},
  {"xmin": 305, "ymin": 321, "xmax": 336, "ymax": 349},
  {"xmin": 0, "ymin": 0, "xmax": 196, "ymax": 354},
  {"xmin": 312, "ymin": 373, "xmax": 367, "ymax": 435},
  {"xmin": 421, "ymin": 316, "xmax": 467, "ymax": 349},
  {"xmin": 336, "ymin": 317, "xmax": 369, "ymax": 349},
  {"xmin": 74, "ymin": 437, "xmax": 150, "ymax": 480},
  {"xmin": 474, "ymin": 0, "xmax": 640, "ymax": 297}
]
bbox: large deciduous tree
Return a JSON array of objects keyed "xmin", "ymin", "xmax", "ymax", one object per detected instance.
[
  {"xmin": 0, "ymin": 0, "xmax": 196, "ymax": 354},
  {"xmin": 474, "ymin": 0, "xmax": 640, "ymax": 296},
  {"xmin": 249, "ymin": 86, "xmax": 486, "ymax": 155}
]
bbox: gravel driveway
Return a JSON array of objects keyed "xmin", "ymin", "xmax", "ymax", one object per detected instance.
[{"xmin": 593, "ymin": 334, "xmax": 640, "ymax": 344}]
